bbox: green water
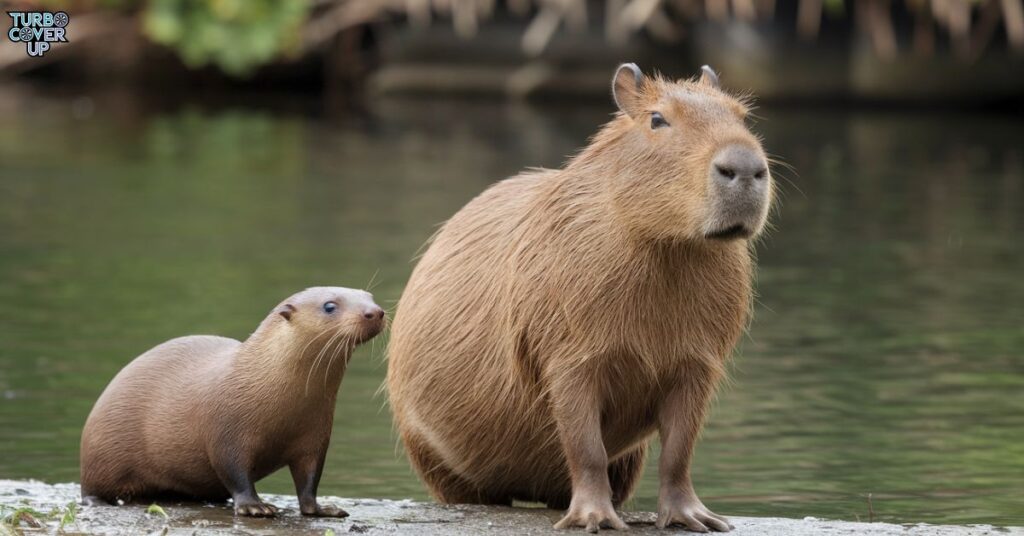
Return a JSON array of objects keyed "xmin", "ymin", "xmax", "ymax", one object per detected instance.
[{"xmin": 0, "ymin": 87, "xmax": 1021, "ymax": 526}]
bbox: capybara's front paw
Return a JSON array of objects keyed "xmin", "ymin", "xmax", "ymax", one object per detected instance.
[
  {"xmin": 234, "ymin": 500, "xmax": 278, "ymax": 517},
  {"xmin": 554, "ymin": 498, "xmax": 628, "ymax": 533},
  {"xmin": 302, "ymin": 504, "xmax": 349, "ymax": 518},
  {"xmin": 655, "ymin": 492, "xmax": 732, "ymax": 532},
  {"xmin": 80, "ymin": 495, "xmax": 110, "ymax": 506}
]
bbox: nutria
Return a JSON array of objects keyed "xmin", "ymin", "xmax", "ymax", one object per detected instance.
[
  {"xmin": 387, "ymin": 64, "xmax": 772, "ymax": 532},
  {"xmin": 80, "ymin": 287, "xmax": 385, "ymax": 517}
]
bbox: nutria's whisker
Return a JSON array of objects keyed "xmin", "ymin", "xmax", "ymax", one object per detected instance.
[
  {"xmin": 319, "ymin": 330, "xmax": 348, "ymax": 387},
  {"xmin": 306, "ymin": 327, "xmax": 345, "ymax": 396},
  {"xmin": 365, "ymin": 269, "xmax": 381, "ymax": 292},
  {"xmin": 297, "ymin": 325, "xmax": 337, "ymax": 364},
  {"xmin": 303, "ymin": 326, "xmax": 341, "ymax": 396},
  {"xmin": 329, "ymin": 339, "xmax": 357, "ymax": 389}
]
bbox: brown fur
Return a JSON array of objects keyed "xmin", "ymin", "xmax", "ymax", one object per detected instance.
[
  {"xmin": 80, "ymin": 287, "xmax": 384, "ymax": 517},
  {"xmin": 387, "ymin": 65, "xmax": 772, "ymax": 531}
]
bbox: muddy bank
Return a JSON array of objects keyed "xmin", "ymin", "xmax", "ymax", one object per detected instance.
[{"xmin": 1, "ymin": 480, "xmax": 1019, "ymax": 535}]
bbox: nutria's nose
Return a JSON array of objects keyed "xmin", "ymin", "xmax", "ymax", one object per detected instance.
[
  {"xmin": 363, "ymin": 307, "xmax": 385, "ymax": 321},
  {"xmin": 712, "ymin": 145, "xmax": 768, "ymax": 185}
]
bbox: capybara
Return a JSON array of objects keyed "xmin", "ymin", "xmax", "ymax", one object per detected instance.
[
  {"xmin": 387, "ymin": 64, "xmax": 772, "ymax": 532},
  {"xmin": 81, "ymin": 287, "xmax": 385, "ymax": 517}
]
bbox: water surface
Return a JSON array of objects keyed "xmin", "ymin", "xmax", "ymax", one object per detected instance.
[{"xmin": 0, "ymin": 87, "xmax": 1021, "ymax": 526}]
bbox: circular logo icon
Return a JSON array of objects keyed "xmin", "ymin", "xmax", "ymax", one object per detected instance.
[
  {"xmin": 53, "ymin": 12, "xmax": 69, "ymax": 28},
  {"xmin": 19, "ymin": 27, "xmax": 32, "ymax": 42}
]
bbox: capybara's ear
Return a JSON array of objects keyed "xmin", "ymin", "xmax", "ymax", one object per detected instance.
[
  {"xmin": 699, "ymin": 65, "xmax": 720, "ymax": 89},
  {"xmin": 612, "ymin": 63, "xmax": 645, "ymax": 118},
  {"xmin": 278, "ymin": 303, "xmax": 297, "ymax": 321}
]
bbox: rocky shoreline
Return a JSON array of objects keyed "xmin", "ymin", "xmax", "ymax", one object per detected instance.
[{"xmin": 1, "ymin": 480, "xmax": 1018, "ymax": 535}]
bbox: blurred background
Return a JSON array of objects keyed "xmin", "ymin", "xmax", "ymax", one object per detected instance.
[{"xmin": 0, "ymin": 0, "xmax": 1022, "ymax": 528}]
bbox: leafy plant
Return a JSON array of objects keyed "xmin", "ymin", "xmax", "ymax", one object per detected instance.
[
  {"xmin": 56, "ymin": 501, "xmax": 78, "ymax": 531},
  {"xmin": 1, "ymin": 501, "xmax": 81, "ymax": 533},
  {"xmin": 1, "ymin": 505, "xmax": 47, "ymax": 529},
  {"xmin": 146, "ymin": 503, "xmax": 168, "ymax": 518},
  {"xmin": 142, "ymin": 0, "xmax": 311, "ymax": 76}
]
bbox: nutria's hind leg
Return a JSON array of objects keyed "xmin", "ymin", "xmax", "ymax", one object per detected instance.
[
  {"xmin": 609, "ymin": 444, "xmax": 648, "ymax": 507},
  {"xmin": 403, "ymin": 432, "xmax": 511, "ymax": 506}
]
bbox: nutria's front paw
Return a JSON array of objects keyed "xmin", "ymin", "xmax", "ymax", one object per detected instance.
[
  {"xmin": 302, "ymin": 504, "xmax": 349, "ymax": 518},
  {"xmin": 656, "ymin": 492, "xmax": 732, "ymax": 532},
  {"xmin": 554, "ymin": 497, "xmax": 628, "ymax": 533},
  {"xmin": 234, "ymin": 501, "xmax": 278, "ymax": 517}
]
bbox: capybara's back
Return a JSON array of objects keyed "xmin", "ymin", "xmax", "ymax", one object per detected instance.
[
  {"xmin": 388, "ymin": 173, "xmax": 569, "ymax": 504},
  {"xmin": 388, "ymin": 64, "xmax": 772, "ymax": 531},
  {"xmin": 80, "ymin": 336, "xmax": 238, "ymax": 501}
]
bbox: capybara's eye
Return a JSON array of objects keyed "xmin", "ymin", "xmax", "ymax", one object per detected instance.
[
  {"xmin": 323, "ymin": 302, "xmax": 338, "ymax": 314},
  {"xmin": 650, "ymin": 112, "xmax": 669, "ymax": 129}
]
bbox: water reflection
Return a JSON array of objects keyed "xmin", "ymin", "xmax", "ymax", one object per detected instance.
[{"xmin": 0, "ymin": 86, "xmax": 1021, "ymax": 525}]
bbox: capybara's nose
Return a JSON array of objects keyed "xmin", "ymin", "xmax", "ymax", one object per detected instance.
[
  {"xmin": 363, "ymin": 307, "xmax": 385, "ymax": 321},
  {"xmin": 711, "ymin": 145, "xmax": 768, "ymax": 186}
]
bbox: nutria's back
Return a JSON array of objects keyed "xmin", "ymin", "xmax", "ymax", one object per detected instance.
[{"xmin": 81, "ymin": 336, "xmax": 239, "ymax": 499}]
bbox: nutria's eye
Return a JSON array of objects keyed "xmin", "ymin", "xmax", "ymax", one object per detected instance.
[
  {"xmin": 650, "ymin": 112, "xmax": 669, "ymax": 129},
  {"xmin": 323, "ymin": 302, "xmax": 338, "ymax": 314}
]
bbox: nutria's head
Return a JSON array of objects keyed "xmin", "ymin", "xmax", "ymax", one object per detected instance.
[
  {"xmin": 274, "ymin": 286, "xmax": 385, "ymax": 345},
  {"xmin": 601, "ymin": 63, "xmax": 772, "ymax": 242}
]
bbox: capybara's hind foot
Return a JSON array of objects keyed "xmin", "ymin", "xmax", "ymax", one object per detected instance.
[
  {"xmin": 301, "ymin": 504, "xmax": 349, "ymax": 518},
  {"xmin": 554, "ymin": 497, "xmax": 629, "ymax": 533},
  {"xmin": 234, "ymin": 500, "xmax": 278, "ymax": 517},
  {"xmin": 81, "ymin": 495, "xmax": 110, "ymax": 506},
  {"xmin": 655, "ymin": 491, "xmax": 732, "ymax": 532}
]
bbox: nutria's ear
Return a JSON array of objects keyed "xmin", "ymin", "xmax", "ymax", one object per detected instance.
[
  {"xmin": 612, "ymin": 63, "xmax": 645, "ymax": 118},
  {"xmin": 700, "ymin": 65, "xmax": 720, "ymax": 89},
  {"xmin": 278, "ymin": 303, "xmax": 296, "ymax": 321}
]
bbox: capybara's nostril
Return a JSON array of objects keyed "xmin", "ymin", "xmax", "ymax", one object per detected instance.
[{"xmin": 712, "ymin": 145, "xmax": 768, "ymax": 185}]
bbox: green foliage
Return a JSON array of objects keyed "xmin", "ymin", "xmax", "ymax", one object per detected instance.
[
  {"xmin": 823, "ymin": 0, "xmax": 846, "ymax": 16},
  {"xmin": 56, "ymin": 501, "xmax": 78, "ymax": 531},
  {"xmin": 31, "ymin": 0, "xmax": 142, "ymax": 13},
  {"xmin": 146, "ymin": 503, "xmax": 168, "ymax": 518},
  {"xmin": 142, "ymin": 0, "xmax": 311, "ymax": 76},
  {"xmin": 1, "ymin": 505, "xmax": 46, "ymax": 529},
  {"xmin": 0, "ymin": 501, "xmax": 80, "ymax": 532}
]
